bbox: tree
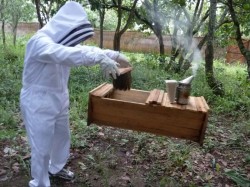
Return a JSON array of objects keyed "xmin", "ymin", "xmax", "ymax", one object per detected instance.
[
  {"xmin": 141, "ymin": 0, "xmax": 166, "ymax": 57},
  {"xmin": 205, "ymin": 0, "xmax": 224, "ymax": 96},
  {"xmin": 33, "ymin": 0, "xmax": 44, "ymax": 28},
  {"xmin": 168, "ymin": 0, "xmax": 210, "ymax": 72},
  {"xmin": 134, "ymin": 0, "xmax": 210, "ymax": 69},
  {"xmin": 0, "ymin": 0, "xmax": 7, "ymax": 47},
  {"xmin": 89, "ymin": 0, "xmax": 111, "ymax": 48},
  {"xmin": 5, "ymin": 0, "xmax": 34, "ymax": 46},
  {"xmin": 32, "ymin": 0, "xmax": 88, "ymax": 28},
  {"xmin": 134, "ymin": 0, "xmax": 170, "ymax": 58},
  {"xmin": 0, "ymin": 0, "xmax": 34, "ymax": 46},
  {"xmin": 134, "ymin": 0, "xmax": 230, "ymax": 74},
  {"xmin": 112, "ymin": 0, "xmax": 138, "ymax": 51},
  {"xmin": 226, "ymin": 0, "xmax": 250, "ymax": 80}
]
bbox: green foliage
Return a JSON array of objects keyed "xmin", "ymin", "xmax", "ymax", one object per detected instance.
[
  {"xmin": 0, "ymin": 36, "xmax": 249, "ymax": 161},
  {"xmin": 211, "ymin": 61, "xmax": 250, "ymax": 115},
  {"xmin": 215, "ymin": 23, "xmax": 236, "ymax": 47},
  {"xmin": 85, "ymin": 8, "xmax": 118, "ymax": 31},
  {"xmin": 128, "ymin": 53, "xmax": 181, "ymax": 91},
  {"xmin": 168, "ymin": 143, "xmax": 192, "ymax": 167},
  {"xmin": 0, "ymin": 36, "xmax": 250, "ymax": 186},
  {"xmin": 159, "ymin": 176, "xmax": 181, "ymax": 187},
  {"xmin": 4, "ymin": 0, "xmax": 35, "ymax": 27},
  {"xmin": 225, "ymin": 169, "xmax": 250, "ymax": 187},
  {"xmin": 0, "ymin": 45, "xmax": 23, "ymax": 128}
]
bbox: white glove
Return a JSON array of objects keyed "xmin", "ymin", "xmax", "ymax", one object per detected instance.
[
  {"xmin": 116, "ymin": 53, "xmax": 131, "ymax": 68},
  {"xmin": 100, "ymin": 57, "xmax": 120, "ymax": 79}
]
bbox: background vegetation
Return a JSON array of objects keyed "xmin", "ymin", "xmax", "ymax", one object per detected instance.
[
  {"xmin": 0, "ymin": 0, "xmax": 250, "ymax": 186},
  {"xmin": 0, "ymin": 35, "xmax": 249, "ymax": 186}
]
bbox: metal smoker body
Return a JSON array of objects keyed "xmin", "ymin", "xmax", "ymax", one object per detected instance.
[{"xmin": 175, "ymin": 75, "xmax": 194, "ymax": 105}]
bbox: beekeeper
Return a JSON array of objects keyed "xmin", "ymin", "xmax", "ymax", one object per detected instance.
[{"xmin": 20, "ymin": 1, "xmax": 130, "ymax": 187}]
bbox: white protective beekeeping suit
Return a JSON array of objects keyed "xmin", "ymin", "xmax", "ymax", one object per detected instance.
[{"xmin": 20, "ymin": 1, "xmax": 129, "ymax": 187}]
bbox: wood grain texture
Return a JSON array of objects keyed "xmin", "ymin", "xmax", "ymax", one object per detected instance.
[{"xmin": 87, "ymin": 83, "xmax": 209, "ymax": 145}]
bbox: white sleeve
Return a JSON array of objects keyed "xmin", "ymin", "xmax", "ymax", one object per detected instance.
[
  {"xmin": 103, "ymin": 49, "xmax": 120, "ymax": 61},
  {"xmin": 76, "ymin": 45, "xmax": 120, "ymax": 61},
  {"xmin": 31, "ymin": 35, "xmax": 108, "ymax": 67}
]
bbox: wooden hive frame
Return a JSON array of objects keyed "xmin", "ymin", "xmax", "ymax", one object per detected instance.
[{"xmin": 87, "ymin": 83, "xmax": 210, "ymax": 145}]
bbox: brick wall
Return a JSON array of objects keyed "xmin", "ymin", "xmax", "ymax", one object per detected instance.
[{"xmin": 10, "ymin": 22, "xmax": 229, "ymax": 59}]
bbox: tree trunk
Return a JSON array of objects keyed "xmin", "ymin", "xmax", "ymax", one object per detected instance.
[
  {"xmin": 113, "ymin": 0, "xmax": 122, "ymax": 51},
  {"xmin": 158, "ymin": 34, "xmax": 164, "ymax": 56},
  {"xmin": 1, "ymin": 0, "xmax": 6, "ymax": 47},
  {"xmin": 12, "ymin": 14, "xmax": 18, "ymax": 46},
  {"xmin": 113, "ymin": 32, "xmax": 121, "ymax": 51},
  {"xmin": 155, "ymin": 23, "xmax": 164, "ymax": 56},
  {"xmin": 166, "ymin": 12, "xmax": 181, "ymax": 70},
  {"xmin": 154, "ymin": 22, "xmax": 165, "ymax": 64},
  {"xmin": 1, "ymin": 19, "xmax": 6, "ymax": 47},
  {"xmin": 34, "ymin": 0, "xmax": 43, "ymax": 28},
  {"xmin": 113, "ymin": 0, "xmax": 138, "ymax": 51},
  {"xmin": 99, "ymin": 8, "xmax": 105, "ymax": 49},
  {"xmin": 227, "ymin": 0, "xmax": 250, "ymax": 80},
  {"xmin": 13, "ymin": 24, "xmax": 17, "ymax": 46},
  {"xmin": 205, "ymin": 0, "xmax": 224, "ymax": 96}
]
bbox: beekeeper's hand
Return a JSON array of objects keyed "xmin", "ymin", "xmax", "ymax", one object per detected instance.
[
  {"xmin": 100, "ymin": 57, "xmax": 120, "ymax": 79},
  {"xmin": 116, "ymin": 53, "xmax": 131, "ymax": 68}
]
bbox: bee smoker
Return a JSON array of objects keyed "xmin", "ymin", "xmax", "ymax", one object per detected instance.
[
  {"xmin": 176, "ymin": 83, "xmax": 191, "ymax": 104},
  {"xmin": 175, "ymin": 76, "xmax": 194, "ymax": 105}
]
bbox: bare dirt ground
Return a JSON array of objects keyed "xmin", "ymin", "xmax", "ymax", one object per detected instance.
[{"xmin": 0, "ymin": 115, "xmax": 249, "ymax": 187}]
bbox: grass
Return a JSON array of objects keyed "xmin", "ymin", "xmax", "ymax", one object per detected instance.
[
  {"xmin": 1, "ymin": 39, "xmax": 249, "ymax": 141},
  {"xmin": 0, "ymin": 36, "xmax": 250, "ymax": 186}
]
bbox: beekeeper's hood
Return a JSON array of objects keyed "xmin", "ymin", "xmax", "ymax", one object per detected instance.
[{"xmin": 39, "ymin": 1, "xmax": 94, "ymax": 46}]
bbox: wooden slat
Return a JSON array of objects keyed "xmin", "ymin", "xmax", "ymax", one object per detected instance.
[
  {"xmin": 186, "ymin": 97, "xmax": 198, "ymax": 111},
  {"xmin": 146, "ymin": 89, "xmax": 157, "ymax": 104},
  {"xmin": 157, "ymin": 90, "xmax": 164, "ymax": 105},
  {"xmin": 91, "ymin": 83, "xmax": 107, "ymax": 97},
  {"xmin": 174, "ymin": 101, "xmax": 186, "ymax": 110},
  {"xmin": 91, "ymin": 111, "xmax": 200, "ymax": 141},
  {"xmin": 195, "ymin": 97, "xmax": 207, "ymax": 113},
  {"xmin": 163, "ymin": 93, "xmax": 173, "ymax": 108},
  {"xmin": 119, "ymin": 67, "xmax": 133, "ymax": 74},
  {"xmin": 161, "ymin": 93, "xmax": 168, "ymax": 106},
  {"xmin": 201, "ymin": 96, "xmax": 210, "ymax": 111},
  {"xmin": 111, "ymin": 89, "xmax": 149, "ymax": 103},
  {"xmin": 88, "ymin": 84, "xmax": 210, "ymax": 145},
  {"xmin": 152, "ymin": 89, "xmax": 160, "ymax": 103},
  {"xmin": 161, "ymin": 93, "xmax": 181, "ymax": 109},
  {"xmin": 91, "ymin": 97, "xmax": 204, "ymax": 129},
  {"xmin": 94, "ymin": 83, "xmax": 113, "ymax": 97},
  {"xmin": 89, "ymin": 83, "xmax": 107, "ymax": 95}
]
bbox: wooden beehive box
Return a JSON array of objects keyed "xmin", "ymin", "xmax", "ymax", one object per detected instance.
[{"xmin": 87, "ymin": 83, "xmax": 209, "ymax": 145}]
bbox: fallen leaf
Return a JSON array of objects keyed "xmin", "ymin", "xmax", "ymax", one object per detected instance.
[
  {"xmin": 205, "ymin": 173, "xmax": 213, "ymax": 180},
  {"xmin": 78, "ymin": 162, "xmax": 87, "ymax": 171},
  {"xmin": 0, "ymin": 169, "xmax": 6, "ymax": 176},
  {"xmin": 98, "ymin": 132, "xmax": 105, "ymax": 136},
  {"xmin": 121, "ymin": 176, "xmax": 130, "ymax": 182},
  {"xmin": 22, "ymin": 154, "xmax": 31, "ymax": 160},
  {"xmin": 0, "ymin": 175, "xmax": 9, "ymax": 182},
  {"xmin": 12, "ymin": 165, "xmax": 19, "ymax": 173},
  {"xmin": 3, "ymin": 147, "xmax": 16, "ymax": 156}
]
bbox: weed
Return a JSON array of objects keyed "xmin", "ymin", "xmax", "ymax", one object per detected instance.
[{"xmin": 1, "ymin": 36, "xmax": 250, "ymax": 186}]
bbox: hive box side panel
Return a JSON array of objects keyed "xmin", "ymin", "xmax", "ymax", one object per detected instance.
[
  {"xmin": 88, "ymin": 97, "xmax": 207, "ymax": 142},
  {"xmin": 110, "ymin": 89, "xmax": 149, "ymax": 103}
]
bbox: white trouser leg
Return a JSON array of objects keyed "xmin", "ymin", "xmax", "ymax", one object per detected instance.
[
  {"xmin": 20, "ymin": 88, "xmax": 62, "ymax": 187},
  {"xmin": 23, "ymin": 108, "xmax": 55, "ymax": 187},
  {"xmin": 49, "ymin": 104, "xmax": 70, "ymax": 174}
]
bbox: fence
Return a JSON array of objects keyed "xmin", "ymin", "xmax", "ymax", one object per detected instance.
[
  {"xmin": 12, "ymin": 23, "xmax": 207, "ymax": 55},
  {"xmin": 8, "ymin": 22, "xmax": 249, "ymax": 63},
  {"xmin": 226, "ymin": 40, "xmax": 250, "ymax": 63}
]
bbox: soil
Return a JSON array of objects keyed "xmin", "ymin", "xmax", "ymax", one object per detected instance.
[{"xmin": 0, "ymin": 115, "xmax": 249, "ymax": 187}]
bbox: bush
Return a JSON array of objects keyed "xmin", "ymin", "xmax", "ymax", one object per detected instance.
[{"xmin": 0, "ymin": 39, "xmax": 249, "ymax": 130}]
